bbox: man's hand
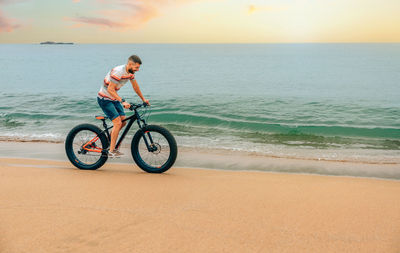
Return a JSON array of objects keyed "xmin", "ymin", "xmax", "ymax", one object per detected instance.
[
  {"xmin": 143, "ymin": 99, "xmax": 150, "ymax": 106},
  {"xmin": 122, "ymin": 101, "xmax": 130, "ymax": 109}
]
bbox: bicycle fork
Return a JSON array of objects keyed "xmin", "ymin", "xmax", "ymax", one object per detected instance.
[
  {"xmin": 136, "ymin": 117, "xmax": 157, "ymax": 153},
  {"xmin": 142, "ymin": 130, "xmax": 158, "ymax": 152}
]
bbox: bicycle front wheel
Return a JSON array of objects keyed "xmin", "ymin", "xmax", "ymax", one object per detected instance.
[{"xmin": 131, "ymin": 125, "xmax": 177, "ymax": 173}]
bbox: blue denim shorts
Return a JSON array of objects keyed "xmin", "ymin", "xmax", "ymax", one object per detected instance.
[{"xmin": 97, "ymin": 97, "xmax": 125, "ymax": 121}]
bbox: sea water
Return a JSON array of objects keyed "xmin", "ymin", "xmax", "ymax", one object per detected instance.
[{"xmin": 0, "ymin": 43, "xmax": 399, "ymax": 164}]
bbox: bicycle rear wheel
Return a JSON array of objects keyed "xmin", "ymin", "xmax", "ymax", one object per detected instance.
[
  {"xmin": 65, "ymin": 123, "xmax": 109, "ymax": 170},
  {"xmin": 131, "ymin": 125, "xmax": 177, "ymax": 173}
]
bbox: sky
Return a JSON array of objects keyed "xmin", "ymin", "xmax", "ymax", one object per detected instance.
[{"xmin": 0, "ymin": 0, "xmax": 399, "ymax": 43}]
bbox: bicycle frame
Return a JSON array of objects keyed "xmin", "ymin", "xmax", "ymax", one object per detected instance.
[{"xmin": 82, "ymin": 105, "xmax": 155, "ymax": 154}]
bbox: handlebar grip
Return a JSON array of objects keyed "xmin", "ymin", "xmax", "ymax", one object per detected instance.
[{"xmin": 128, "ymin": 102, "xmax": 149, "ymax": 111}]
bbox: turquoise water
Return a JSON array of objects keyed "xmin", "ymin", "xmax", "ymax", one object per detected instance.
[{"xmin": 0, "ymin": 43, "xmax": 399, "ymax": 162}]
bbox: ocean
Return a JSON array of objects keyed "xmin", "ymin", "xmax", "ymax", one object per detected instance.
[{"xmin": 0, "ymin": 43, "xmax": 399, "ymax": 164}]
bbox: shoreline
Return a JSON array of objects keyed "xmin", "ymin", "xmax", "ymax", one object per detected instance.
[
  {"xmin": 1, "ymin": 141, "xmax": 400, "ymax": 180},
  {"xmin": 1, "ymin": 139, "xmax": 399, "ymax": 164},
  {"xmin": 2, "ymin": 156, "xmax": 399, "ymax": 183}
]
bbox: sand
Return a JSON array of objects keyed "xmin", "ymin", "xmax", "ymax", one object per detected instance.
[
  {"xmin": 1, "ymin": 157, "xmax": 400, "ymax": 253},
  {"xmin": 1, "ymin": 141, "xmax": 400, "ymax": 180}
]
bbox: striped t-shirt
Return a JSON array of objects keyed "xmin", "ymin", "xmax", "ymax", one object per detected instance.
[{"xmin": 98, "ymin": 64, "xmax": 135, "ymax": 101}]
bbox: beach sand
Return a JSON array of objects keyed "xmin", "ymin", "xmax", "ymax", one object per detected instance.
[{"xmin": 1, "ymin": 157, "xmax": 400, "ymax": 252}]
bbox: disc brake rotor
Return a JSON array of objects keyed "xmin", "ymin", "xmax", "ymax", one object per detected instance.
[{"xmin": 150, "ymin": 143, "xmax": 161, "ymax": 154}]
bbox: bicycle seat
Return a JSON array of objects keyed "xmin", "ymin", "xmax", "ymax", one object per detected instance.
[{"xmin": 95, "ymin": 115, "xmax": 108, "ymax": 120}]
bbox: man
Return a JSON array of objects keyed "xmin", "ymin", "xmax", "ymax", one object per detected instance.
[{"xmin": 97, "ymin": 55, "xmax": 150, "ymax": 158}]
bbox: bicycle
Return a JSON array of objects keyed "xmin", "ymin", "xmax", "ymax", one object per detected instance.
[{"xmin": 65, "ymin": 102, "xmax": 177, "ymax": 173}]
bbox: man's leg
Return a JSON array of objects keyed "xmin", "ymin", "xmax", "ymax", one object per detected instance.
[
  {"xmin": 109, "ymin": 116, "xmax": 122, "ymax": 153},
  {"xmin": 115, "ymin": 100, "xmax": 126, "ymax": 129},
  {"xmin": 112, "ymin": 115, "xmax": 127, "ymax": 152},
  {"xmin": 120, "ymin": 115, "xmax": 127, "ymax": 128}
]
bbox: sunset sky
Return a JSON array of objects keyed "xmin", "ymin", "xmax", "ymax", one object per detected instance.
[{"xmin": 1, "ymin": 0, "xmax": 399, "ymax": 43}]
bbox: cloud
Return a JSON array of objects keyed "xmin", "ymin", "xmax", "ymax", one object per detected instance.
[
  {"xmin": 66, "ymin": 0, "xmax": 197, "ymax": 30},
  {"xmin": 65, "ymin": 16, "xmax": 125, "ymax": 28},
  {"xmin": 116, "ymin": 1, "xmax": 160, "ymax": 25},
  {"xmin": 0, "ymin": 0, "xmax": 29, "ymax": 32},
  {"xmin": 0, "ymin": 9, "xmax": 20, "ymax": 32},
  {"xmin": 0, "ymin": 11, "xmax": 19, "ymax": 32}
]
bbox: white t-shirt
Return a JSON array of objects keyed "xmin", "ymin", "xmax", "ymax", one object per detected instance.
[{"xmin": 98, "ymin": 64, "xmax": 135, "ymax": 101}]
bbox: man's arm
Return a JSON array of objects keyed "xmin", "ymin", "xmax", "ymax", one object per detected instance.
[
  {"xmin": 107, "ymin": 81, "xmax": 123, "ymax": 102},
  {"xmin": 130, "ymin": 79, "xmax": 150, "ymax": 105},
  {"xmin": 107, "ymin": 81, "xmax": 131, "ymax": 108}
]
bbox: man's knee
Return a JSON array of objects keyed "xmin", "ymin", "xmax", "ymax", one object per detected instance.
[
  {"xmin": 112, "ymin": 117, "xmax": 122, "ymax": 128},
  {"xmin": 121, "ymin": 116, "xmax": 127, "ymax": 127}
]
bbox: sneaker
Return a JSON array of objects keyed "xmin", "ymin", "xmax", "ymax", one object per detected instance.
[
  {"xmin": 114, "ymin": 149, "xmax": 124, "ymax": 156},
  {"xmin": 108, "ymin": 150, "xmax": 122, "ymax": 158}
]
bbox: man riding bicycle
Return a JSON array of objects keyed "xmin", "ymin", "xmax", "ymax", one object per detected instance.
[{"xmin": 97, "ymin": 55, "xmax": 150, "ymax": 158}]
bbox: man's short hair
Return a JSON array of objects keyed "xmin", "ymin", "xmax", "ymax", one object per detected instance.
[{"xmin": 129, "ymin": 55, "xmax": 142, "ymax": 64}]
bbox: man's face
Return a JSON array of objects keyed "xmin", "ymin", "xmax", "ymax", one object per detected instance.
[{"xmin": 127, "ymin": 61, "xmax": 140, "ymax": 74}]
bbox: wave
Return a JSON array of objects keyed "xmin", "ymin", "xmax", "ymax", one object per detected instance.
[
  {"xmin": 1, "ymin": 112, "xmax": 75, "ymax": 120},
  {"xmin": 1, "ymin": 101, "xmax": 399, "ymax": 151},
  {"xmin": 0, "ymin": 133, "xmax": 64, "ymax": 143},
  {"xmin": 1, "ymin": 112, "xmax": 399, "ymax": 149},
  {"xmin": 147, "ymin": 112, "xmax": 400, "ymax": 140}
]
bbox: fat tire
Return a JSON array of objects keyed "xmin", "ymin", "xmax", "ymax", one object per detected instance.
[
  {"xmin": 65, "ymin": 123, "xmax": 109, "ymax": 170},
  {"xmin": 131, "ymin": 125, "xmax": 177, "ymax": 173}
]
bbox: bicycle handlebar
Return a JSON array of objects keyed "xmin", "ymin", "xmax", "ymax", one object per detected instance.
[{"xmin": 128, "ymin": 102, "xmax": 149, "ymax": 111}]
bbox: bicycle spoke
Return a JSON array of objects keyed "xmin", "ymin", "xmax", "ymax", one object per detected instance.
[
  {"xmin": 72, "ymin": 130, "xmax": 102, "ymax": 166},
  {"xmin": 138, "ymin": 131, "xmax": 171, "ymax": 168}
]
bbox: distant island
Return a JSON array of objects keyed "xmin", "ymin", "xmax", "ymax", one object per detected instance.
[{"xmin": 40, "ymin": 41, "xmax": 74, "ymax": 45}]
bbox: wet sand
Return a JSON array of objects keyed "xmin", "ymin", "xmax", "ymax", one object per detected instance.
[
  {"xmin": 1, "ymin": 141, "xmax": 400, "ymax": 180},
  {"xmin": 1, "ymin": 157, "xmax": 400, "ymax": 252}
]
